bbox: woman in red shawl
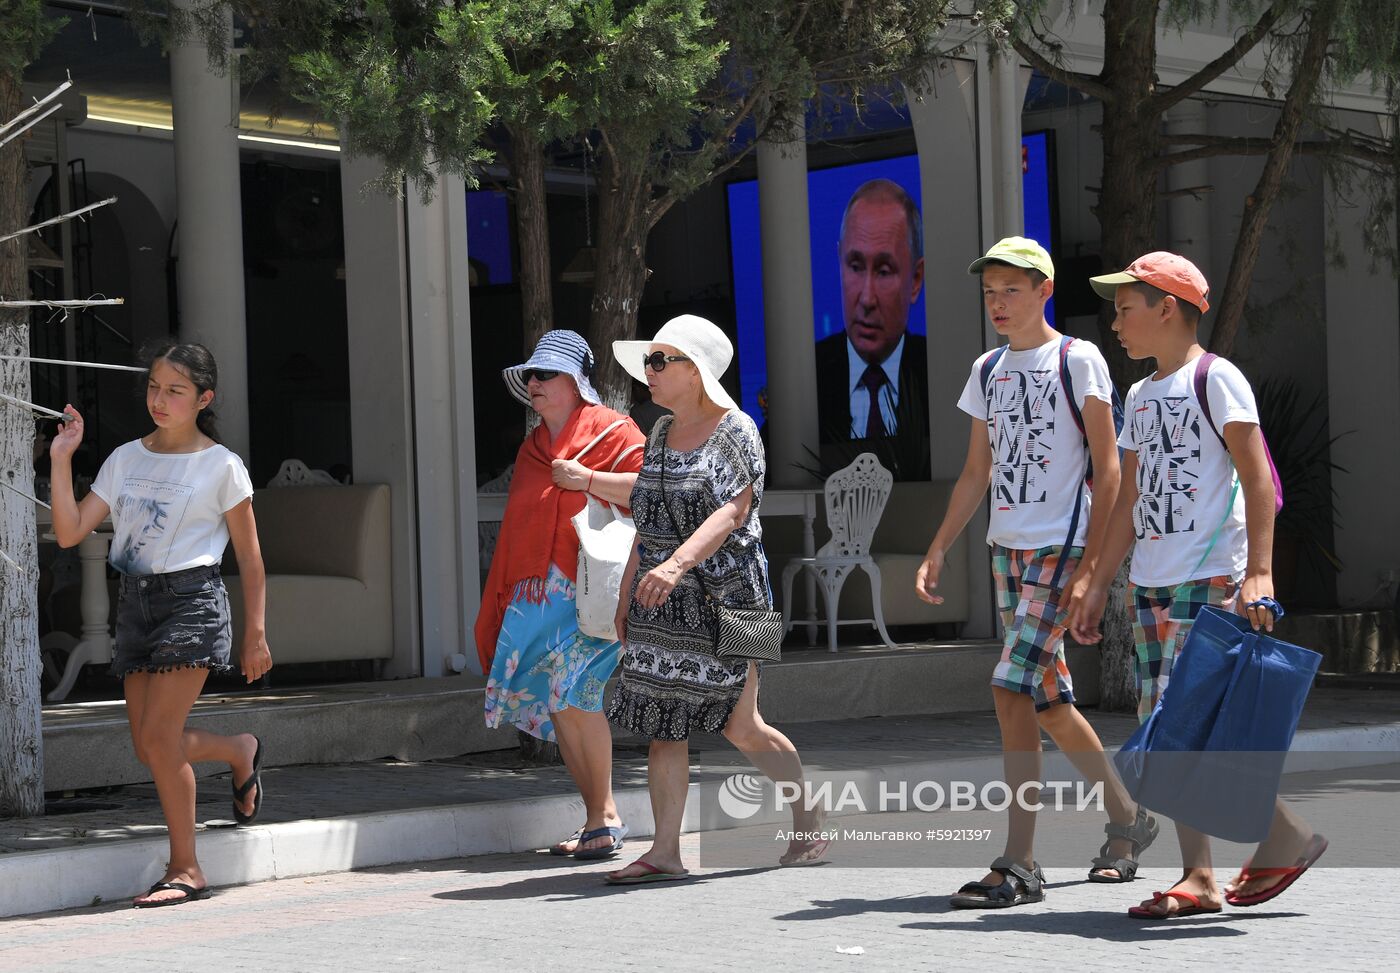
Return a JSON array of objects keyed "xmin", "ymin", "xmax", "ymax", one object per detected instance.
[{"xmin": 476, "ymin": 331, "xmax": 645, "ymax": 859}]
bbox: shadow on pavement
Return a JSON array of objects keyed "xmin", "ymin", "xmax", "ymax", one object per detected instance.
[
  {"xmin": 431, "ymin": 866, "xmax": 773, "ymax": 902},
  {"xmin": 902, "ymin": 909, "xmax": 1304, "ymax": 940}
]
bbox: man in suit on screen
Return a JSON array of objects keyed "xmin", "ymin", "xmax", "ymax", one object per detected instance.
[{"xmin": 815, "ymin": 178, "xmax": 930, "ymax": 480}]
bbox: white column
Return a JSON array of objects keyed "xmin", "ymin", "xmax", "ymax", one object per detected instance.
[
  {"xmin": 757, "ymin": 119, "xmax": 820, "ymax": 489},
  {"xmin": 339, "ymin": 155, "xmax": 421, "ymax": 677},
  {"xmin": 1324, "ymin": 167, "xmax": 1400, "ymax": 606},
  {"xmin": 405, "ymin": 175, "xmax": 481, "ymax": 676},
  {"xmin": 991, "ymin": 45, "xmax": 1024, "ymax": 238},
  {"xmin": 168, "ymin": 1, "xmax": 249, "ymax": 457},
  {"xmin": 907, "ymin": 58, "xmax": 996, "ymax": 639},
  {"xmin": 1166, "ymin": 100, "xmax": 1214, "ymax": 336}
]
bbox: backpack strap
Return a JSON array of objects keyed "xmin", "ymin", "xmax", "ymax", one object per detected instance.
[
  {"xmin": 979, "ymin": 345, "xmax": 1010, "ymax": 412},
  {"xmin": 1192, "ymin": 351, "xmax": 1283, "ymax": 512},
  {"xmin": 1192, "ymin": 352, "xmax": 1227, "ymax": 448},
  {"xmin": 1058, "ymin": 335, "xmax": 1087, "ymax": 440},
  {"xmin": 1049, "ymin": 335, "xmax": 1087, "ymax": 591}
]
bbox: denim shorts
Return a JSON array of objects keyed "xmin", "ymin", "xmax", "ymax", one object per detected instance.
[{"xmin": 111, "ymin": 565, "xmax": 233, "ymax": 678}]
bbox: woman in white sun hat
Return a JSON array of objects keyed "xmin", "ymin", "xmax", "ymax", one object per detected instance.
[
  {"xmin": 475, "ymin": 329, "xmax": 645, "ymax": 860},
  {"xmin": 601, "ymin": 314, "xmax": 827, "ymax": 885}
]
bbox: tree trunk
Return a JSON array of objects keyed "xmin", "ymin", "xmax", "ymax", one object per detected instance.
[
  {"xmin": 589, "ymin": 142, "xmax": 653, "ymax": 411},
  {"xmin": 0, "ymin": 71, "xmax": 47, "ymax": 818},
  {"xmin": 1090, "ymin": 1, "xmax": 1159, "ymax": 704},
  {"xmin": 1093, "ymin": 0, "xmax": 1161, "ymax": 388},
  {"xmin": 1208, "ymin": 2, "xmax": 1337, "ymax": 357},
  {"xmin": 1095, "ymin": 562, "xmax": 1138, "ymax": 712},
  {"xmin": 506, "ymin": 126, "xmax": 553, "ymax": 358}
]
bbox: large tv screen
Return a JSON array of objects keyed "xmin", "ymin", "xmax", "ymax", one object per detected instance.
[{"xmin": 725, "ymin": 132, "xmax": 1056, "ymax": 482}]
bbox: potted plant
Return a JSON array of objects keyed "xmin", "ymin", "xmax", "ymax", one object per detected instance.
[{"xmin": 1253, "ymin": 378, "xmax": 1349, "ymax": 606}]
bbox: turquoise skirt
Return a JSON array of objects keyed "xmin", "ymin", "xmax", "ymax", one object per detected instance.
[{"xmin": 484, "ymin": 564, "xmax": 621, "ymax": 742}]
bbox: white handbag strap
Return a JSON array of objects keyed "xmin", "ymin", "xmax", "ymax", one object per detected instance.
[
  {"xmin": 610, "ymin": 442, "xmax": 643, "ymax": 471},
  {"xmin": 571, "ymin": 421, "xmax": 640, "ymax": 518},
  {"xmin": 571, "ymin": 418, "xmax": 629, "ymax": 462}
]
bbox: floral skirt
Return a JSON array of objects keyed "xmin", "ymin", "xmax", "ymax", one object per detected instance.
[{"xmin": 484, "ymin": 564, "xmax": 621, "ymax": 742}]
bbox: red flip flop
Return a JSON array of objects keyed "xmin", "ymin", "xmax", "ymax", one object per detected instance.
[
  {"xmin": 1226, "ymin": 833, "xmax": 1328, "ymax": 907},
  {"xmin": 1127, "ymin": 889, "xmax": 1222, "ymax": 920}
]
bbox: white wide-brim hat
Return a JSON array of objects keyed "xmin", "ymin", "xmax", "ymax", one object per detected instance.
[{"xmin": 612, "ymin": 314, "xmax": 737, "ymax": 411}]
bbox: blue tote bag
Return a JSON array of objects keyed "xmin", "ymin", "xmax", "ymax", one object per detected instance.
[{"xmin": 1114, "ymin": 604, "xmax": 1322, "ymax": 843}]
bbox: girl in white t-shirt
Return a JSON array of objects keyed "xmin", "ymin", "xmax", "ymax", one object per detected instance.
[{"xmin": 49, "ymin": 342, "xmax": 272, "ymax": 909}]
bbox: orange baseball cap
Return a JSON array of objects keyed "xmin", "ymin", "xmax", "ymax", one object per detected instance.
[{"xmin": 1090, "ymin": 251, "xmax": 1210, "ymax": 313}]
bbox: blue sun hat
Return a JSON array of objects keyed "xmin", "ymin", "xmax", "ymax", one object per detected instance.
[{"xmin": 502, "ymin": 330, "xmax": 602, "ymax": 407}]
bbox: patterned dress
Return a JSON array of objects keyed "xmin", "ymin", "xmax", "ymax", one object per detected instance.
[{"xmin": 607, "ymin": 412, "xmax": 770, "ymax": 741}]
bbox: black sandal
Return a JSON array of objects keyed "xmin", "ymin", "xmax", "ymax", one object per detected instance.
[
  {"xmin": 233, "ymin": 737, "xmax": 264, "ymax": 826},
  {"xmin": 950, "ymin": 857, "xmax": 1046, "ymax": 909},
  {"xmin": 1088, "ymin": 806, "xmax": 1159, "ymax": 883}
]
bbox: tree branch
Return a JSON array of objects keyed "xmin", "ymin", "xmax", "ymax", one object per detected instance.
[
  {"xmin": 1010, "ymin": 35, "xmax": 1114, "ymax": 104},
  {"xmin": 1147, "ymin": 4, "xmax": 1283, "ymax": 114},
  {"xmin": 1159, "ymin": 184, "xmax": 1215, "ymax": 200},
  {"xmin": 1153, "ymin": 133, "xmax": 1397, "ymax": 171}
]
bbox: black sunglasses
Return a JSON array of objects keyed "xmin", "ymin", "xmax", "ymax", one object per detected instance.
[
  {"xmin": 642, "ymin": 352, "xmax": 691, "ymax": 372},
  {"xmin": 524, "ymin": 369, "xmax": 560, "ymax": 383}
]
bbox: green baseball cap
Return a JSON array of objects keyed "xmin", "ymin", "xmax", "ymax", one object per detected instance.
[{"xmin": 967, "ymin": 236, "xmax": 1056, "ymax": 281}]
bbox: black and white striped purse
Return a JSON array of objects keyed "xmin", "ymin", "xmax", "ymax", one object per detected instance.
[{"xmin": 659, "ymin": 427, "xmax": 783, "ymax": 663}]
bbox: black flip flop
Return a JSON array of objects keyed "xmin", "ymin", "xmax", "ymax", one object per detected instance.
[
  {"xmin": 133, "ymin": 882, "xmax": 212, "ymax": 908},
  {"xmin": 233, "ymin": 736, "xmax": 264, "ymax": 826},
  {"xmin": 549, "ymin": 826, "xmax": 586, "ymax": 856},
  {"xmin": 573, "ymin": 823, "xmax": 628, "ymax": 860}
]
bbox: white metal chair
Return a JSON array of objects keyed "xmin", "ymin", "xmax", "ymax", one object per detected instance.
[{"xmin": 780, "ymin": 452, "xmax": 897, "ymax": 652}]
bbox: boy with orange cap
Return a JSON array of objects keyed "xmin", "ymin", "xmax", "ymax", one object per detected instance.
[{"xmin": 1068, "ymin": 251, "xmax": 1327, "ymax": 919}]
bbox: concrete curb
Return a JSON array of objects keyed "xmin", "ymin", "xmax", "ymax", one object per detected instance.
[{"xmin": 4, "ymin": 721, "xmax": 1396, "ymax": 919}]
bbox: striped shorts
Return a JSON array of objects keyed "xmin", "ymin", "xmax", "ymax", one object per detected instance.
[
  {"xmin": 990, "ymin": 545, "xmax": 1081, "ymax": 711},
  {"xmin": 1130, "ymin": 575, "xmax": 1242, "ymax": 723}
]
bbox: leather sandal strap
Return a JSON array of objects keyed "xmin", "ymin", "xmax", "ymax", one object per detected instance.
[{"xmin": 989, "ymin": 857, "xmax": 1041, "ymax": 892}]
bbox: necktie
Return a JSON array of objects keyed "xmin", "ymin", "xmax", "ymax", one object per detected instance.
[{"xmin": 860, "ymin": 365, "xmax": 889, "ymax": 439}]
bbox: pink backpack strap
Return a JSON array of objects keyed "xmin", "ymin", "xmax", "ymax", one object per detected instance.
[
  {"xmin": 1193, "ymin": 353, "xmax": 1284, "ymax": 513},
  {"xmin": 1192, "ymin": 353, "xmax": 1226, "ymax": 447}
]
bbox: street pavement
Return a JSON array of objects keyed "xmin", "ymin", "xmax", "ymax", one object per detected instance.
[
  {"xmin": 3, "ymin": 761, "xmax": 1398, "ymax": 971},
  {"xmin": 1, "ymin": 834, "xmax": 1393, "ymax": 972},
  {"xmin": 3, "ymin": 685, "xmax": 1397, "ymax": 966}
]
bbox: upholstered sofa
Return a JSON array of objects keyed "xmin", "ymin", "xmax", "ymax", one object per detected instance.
[{"xmin": 223, "ymin": 483, "xmax": 393, "ymax": 666}]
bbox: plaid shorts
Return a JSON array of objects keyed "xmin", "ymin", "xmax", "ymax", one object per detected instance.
[
  {"xmin": 1130, "ymin": 575, "xmax": 1242, "ymax": 723},
  {"xmin": 990, "ymin": 545, "xmax": 1081, "ymax": 711}
]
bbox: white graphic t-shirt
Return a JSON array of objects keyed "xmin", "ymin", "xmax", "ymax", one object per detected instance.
[
  {"xmin": 91, "ymin": 440, "xmax": 255, "ymax": 576},
  {"xmin": 1118, "ymin": 356, "xmax": 1258, "ymax": 587},
  {"xmin": 957, "ymin": 337, "xmax": 1114, "ymax": 550}
]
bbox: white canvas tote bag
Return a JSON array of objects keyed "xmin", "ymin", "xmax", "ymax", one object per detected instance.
[{"xmin": 570, "ymin": 420, "xmax": 641, "ymax": 640}]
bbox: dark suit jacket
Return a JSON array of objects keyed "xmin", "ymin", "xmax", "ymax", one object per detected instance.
[{"xmin": 814, "ymin": 331, "xmax": 931, "ymax": 481}]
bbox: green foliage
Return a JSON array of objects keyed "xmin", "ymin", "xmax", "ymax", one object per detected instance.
[
  {"xmin": 192, "ymin": 1, "xmax": 989, "ymax": 207},
  {"xmin": 0, "ymin": 0, "xmax": 61, "ymax": 78}
]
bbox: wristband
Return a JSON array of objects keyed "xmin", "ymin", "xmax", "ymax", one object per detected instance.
[{"xmin": 587, "ymin": 470, "xmax": 594, "ymax": 492}]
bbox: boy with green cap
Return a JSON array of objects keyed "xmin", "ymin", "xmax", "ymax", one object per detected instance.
[
  {"xmin": 1067, "ymin": 251, "xmax": 1327, "ymax": 919},
  {"xmin": 917, "ymin": 236, "xmax": 1157, "ymax": 909}
]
